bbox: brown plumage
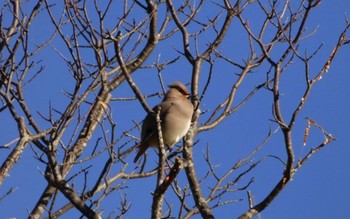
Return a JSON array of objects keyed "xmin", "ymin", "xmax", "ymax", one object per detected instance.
[{"xmin": 134, "ymin": 82, "xmax": 193, "ymax": 163}]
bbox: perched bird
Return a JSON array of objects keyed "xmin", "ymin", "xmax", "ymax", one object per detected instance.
[{"xmin": 134, "ymin": 82, "xmax": 193, "ymax": 163}]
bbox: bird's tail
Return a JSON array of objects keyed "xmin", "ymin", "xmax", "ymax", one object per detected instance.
[{"xmin": 133, "ymin": 143, "xmax": 149, "ymax": 163}]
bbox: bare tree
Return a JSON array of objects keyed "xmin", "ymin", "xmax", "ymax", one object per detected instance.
[{"xmin": 0, "ymin": 0, "xmax": 348, "ymax": 218}]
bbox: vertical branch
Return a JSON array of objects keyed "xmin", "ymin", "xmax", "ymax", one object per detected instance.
[
  {"xmin": 272, "ymin": 64, "xmax": 287, "ymax": 128},
  {"xmin": 155, "ymin": 106, "xmax": 166, "ymax": 186},
  {"xmin": 183, "ymin": 127, "xmax": 214, "ymax": 219},
  {"xmin": 151, "ymin": 106, "xmax": 166, "ymax": 219},
  {"xmin": 272, "ymin": 64, "xmax": 294, "ymax": 181}
]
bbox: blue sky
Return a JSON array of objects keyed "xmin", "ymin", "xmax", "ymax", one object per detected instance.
[{"xmin": 0, "ymin": 0, "xmax": 349, "ymax": 218}]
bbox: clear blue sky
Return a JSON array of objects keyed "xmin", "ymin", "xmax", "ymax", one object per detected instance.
[{"xmin": 0, "ymin": 1, "xmax": 349, "ymax": 218}]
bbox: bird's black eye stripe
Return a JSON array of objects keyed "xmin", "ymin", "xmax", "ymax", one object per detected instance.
[{"xmin": 177, "ymin": 87, "xmax": 188, "ymax": 96}]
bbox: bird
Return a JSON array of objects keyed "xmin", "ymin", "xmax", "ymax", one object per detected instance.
[{"xmin": 133, "ymin": 81, "xmax": 193, "ymax": 163}]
